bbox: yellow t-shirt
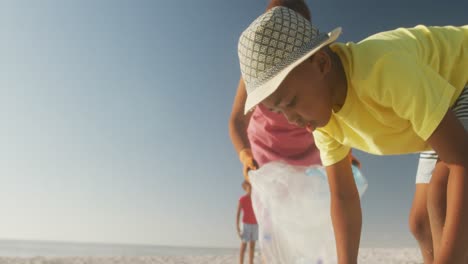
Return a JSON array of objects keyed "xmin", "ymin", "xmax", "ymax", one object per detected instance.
[{"xmin": 313, "ymin": 25, "xmax": 468, "ymax": 166}]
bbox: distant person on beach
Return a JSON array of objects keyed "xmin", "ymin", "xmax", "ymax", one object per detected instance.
[
  {"xmin": 236, "ymin": 181, "xmax": 258, "ymax": 264},
  {"xmin": 237, "ymin": 5, "xmax": 468, "ymax": 263}
]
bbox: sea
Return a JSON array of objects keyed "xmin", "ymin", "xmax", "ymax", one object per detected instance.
[{"xmin": 0, "ymin": 239, "xmax": 237, "ymax": 257}]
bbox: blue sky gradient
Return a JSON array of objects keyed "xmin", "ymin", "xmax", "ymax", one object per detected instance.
[{"xmin": 0, "ymin": 0, "xmax": 466, "ymax": 248}]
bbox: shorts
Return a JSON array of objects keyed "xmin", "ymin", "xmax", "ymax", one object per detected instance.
[
  {"xmin": 241, "ymin": 223, "xmax": 259, "ymax": 242},
  {"xmin": 416, "ymin": 86, "xmax": 468, "ymax": 183}
]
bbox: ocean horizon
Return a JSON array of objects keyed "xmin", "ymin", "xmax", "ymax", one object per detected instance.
[{"xmin": 0, "ymin": 239, "xmax": 238, "ymax": 257}]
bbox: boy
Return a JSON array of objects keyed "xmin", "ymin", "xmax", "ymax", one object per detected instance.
[
  {"xmin": 236, "ymin": 181, "xmax": 258, "ymax": 264},
  {"xmin": 237, "ymin": 7, "xmax": 468, "ymax": 264}
]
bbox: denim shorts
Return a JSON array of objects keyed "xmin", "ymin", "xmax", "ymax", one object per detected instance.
[
  {"xmin": 416, "ymin": 86, "xmax": 468, "ymax": 183},
  {"xmin": 241, "ymin": 223, "xmax": 259, "ymax": 242}
]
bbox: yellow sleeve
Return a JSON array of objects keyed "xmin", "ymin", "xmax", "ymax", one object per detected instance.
[
  {"xmin": 313, "ymin": 128, "xmax": 350, "ymax": 166},
  {"xmin": 371, "ymin": 53, "xmax": 456, "ymax": 141}
]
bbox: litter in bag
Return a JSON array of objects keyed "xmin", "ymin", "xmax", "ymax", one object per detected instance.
[{"xmin": 249, "ymin": 161, "xmax": 368, "ymax": 264}]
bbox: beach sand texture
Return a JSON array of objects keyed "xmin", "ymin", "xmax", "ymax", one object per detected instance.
[{"xmin": 0, "ymin": 248, "xmax": 422, "ymax": 263}]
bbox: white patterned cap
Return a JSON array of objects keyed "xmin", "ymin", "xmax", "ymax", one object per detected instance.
[{"xmin": 238, "ymin": 6, "xmax": 341, "ymax": 114}]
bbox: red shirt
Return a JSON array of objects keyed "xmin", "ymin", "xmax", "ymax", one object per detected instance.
[{"xmin": 239, "ymin": 194, "xmax": 257, "ymax": 224}]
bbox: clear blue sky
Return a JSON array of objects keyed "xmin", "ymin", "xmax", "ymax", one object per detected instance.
[{"xmin": 0, "ymin": 0, "xmax": 466, "ymax": 248}]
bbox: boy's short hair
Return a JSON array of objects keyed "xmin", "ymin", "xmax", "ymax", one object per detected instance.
[
  {"xmin": 266, "ymin": 0, "xmax": 311, "ymax": 21},
  {"xmin": 242, "ymin": 181, "xmax": 251, "ymax": 190}
]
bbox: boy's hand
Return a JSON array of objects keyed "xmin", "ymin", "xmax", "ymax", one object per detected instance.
[
  {"xmin": 237, "ymin": 226, "xmax": 242, "ymax": 239},
  {"xmin": 239, "ymin": 148, "xmax": 258, "ymax": 182}
]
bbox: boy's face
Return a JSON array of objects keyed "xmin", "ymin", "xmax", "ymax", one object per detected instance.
[{"xmin": 262, "ymin": 50, "xmax": 335, "ymax": 132}]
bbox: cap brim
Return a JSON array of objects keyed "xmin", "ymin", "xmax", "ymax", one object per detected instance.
[{"xmin": 244, "ymin": 27, "xmax": 342, "ymax": 114}]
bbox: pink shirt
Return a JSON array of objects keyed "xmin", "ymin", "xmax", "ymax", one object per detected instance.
[{"xmin": 247, "ymin": 104, "xmax": 321, "ymax": 167}]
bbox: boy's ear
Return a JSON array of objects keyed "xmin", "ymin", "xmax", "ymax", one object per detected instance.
[{"xmin": 314, "ymin": 49, "xmax": 332, "ymax": 75}]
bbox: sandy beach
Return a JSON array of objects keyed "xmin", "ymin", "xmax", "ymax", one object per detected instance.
[{"xmin": 0, "ymin": 248, "xmax": 422, "ymax": 263}]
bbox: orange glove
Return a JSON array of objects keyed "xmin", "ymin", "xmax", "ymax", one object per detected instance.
[{"xmin": 239, "ymin": 148, "xmax": 258, "ymax": 182}]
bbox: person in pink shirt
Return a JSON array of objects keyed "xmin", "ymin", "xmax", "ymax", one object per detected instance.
[
  {"xmin": 236, "ymin": 181, "xmax": 258, "ymax": 264},
  {"xmin": 229, "ymin": 0, "xmax": 320, "ymax": 182},
  {"xmin": 230, "ymin": 2, "xmax": 333, "ymax": 262}
]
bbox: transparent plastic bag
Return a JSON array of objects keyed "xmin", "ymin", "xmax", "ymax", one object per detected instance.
[{"xmin": 249, "ymin": 161, "xmax": 368, "ymax": 264}]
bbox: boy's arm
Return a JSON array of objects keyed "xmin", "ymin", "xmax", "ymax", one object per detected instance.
[
  {"xmin": 427, "ymin": 110, "xmax": 468, "ymax": 263},
  {"xmin": 236, "ymin": 202, "xmax": 242, "ymax": 237},
  {"xmin": 326, "ymin": 155, "xmax": 362, "ymax": 264}
]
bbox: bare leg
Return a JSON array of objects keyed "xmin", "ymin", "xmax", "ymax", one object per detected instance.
[
  {"xmin": 427, "ymin": 162, "xmax": 449, "ymax": 259},
  {"xmin": 240, "ymin": 242, "xmax": 247, "ymax": 264},
  {"xmin": 249, "ymin": 241, "xmax": 256, "ymax": 264},
  {"xmin": 409, "ymin": 184, "xmax": 434, "ymax": 264}
]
